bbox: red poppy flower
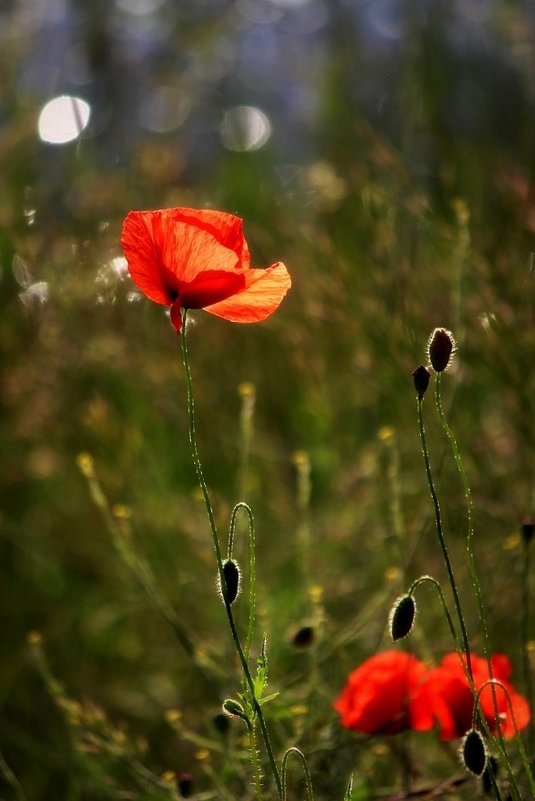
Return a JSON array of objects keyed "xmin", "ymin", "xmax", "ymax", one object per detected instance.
[
  {"xmin": 120, "ymin": 207, "xmax": 291, "ymax": 333},
  {"xmin": 333, "ymin": 651, "xmax": 434, "ymax": 735},
  {"xmin": 423, "ymin": 652, "xmax": 530, "ymax": 740}
]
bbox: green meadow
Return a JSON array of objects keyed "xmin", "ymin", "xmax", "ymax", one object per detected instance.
[{"xmin": 1, "ymin": 3, "xmax": 534, "ymax": 799}]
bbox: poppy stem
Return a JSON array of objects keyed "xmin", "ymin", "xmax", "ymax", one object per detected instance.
[
  {"xmin": 521, "ymin": 537, "xmax": 535, "ymax": 761},
  {"xmin": 416, "ymin": 395, "xmax": 472, "ymax": 679},
  {"xmin": 408, "ymin": 575, "xmax": 461, "ymax": 655},
  {"xmin": 228, "ymin": 502, "xmax": 256, "ymax": 660},
  {"xmin": 180, "ymin": 310, "xmax": 283, "ymax": 800},
  {"xmin": 416, "ymin": 397, "xmax": 508, "ymax": 801},
  {"xmin": 281, "ymin": 747, "xmax": 314, "ymax": 801},
  {"xmin": 434, "ymin": 374, "xmax": 527, "ymax": 798}
]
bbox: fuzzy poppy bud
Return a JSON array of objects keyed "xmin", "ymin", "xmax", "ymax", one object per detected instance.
[
  {"xmin": 427, "ymin": 328, "xmax": 456, "ymax": 372},
  {"xmin": 389, "ymin": 594, "xmax": 416, "ymax": 641},
  {"xmin": 520, "ymin": 517, "xmax": 535, "ymax": 546},
  {"xmin": 218, "ymin": 559, "xmax": 241, "ymax": 605},
  {"xmin": 461, "ymin": 729, "xmax": 487, "ymax": 776},
  {"xmin": 412, "ymin": 365, "xmax": 431, "ymax": 399},
  {"xmin": 222, "ymin": 698, "xmax": 248, "ymax": 721}
]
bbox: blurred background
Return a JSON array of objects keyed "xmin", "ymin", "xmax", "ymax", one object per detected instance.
[{"xmin": 1, "ymin": 1, "xmax": 534, "ymax": 799}]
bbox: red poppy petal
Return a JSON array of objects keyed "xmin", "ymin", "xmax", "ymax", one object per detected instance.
[
  {"xmin": 203, "ymin": 262, "xmax": 291, "ymax": 323},
  {"xmin": 503, "ymin": 692, "xmax": 531, "ymax": 735},
  {"xmin": 121, "ymin": 209, "xmax": 246, "ymax": 306},
  {"xmin": 490, "ymin": 654, "xmax": 512, "ymax": 682},
  {"xmin": 158, "ymin": 218, "xmax": 242, "ymax": 286},
  {"xmin": 170, "ymin": 208, "xmax": 250, "ymax": 267},
  {"xmin": 180, "ymin": 270, "xmax": 247, "ymax": 309},
  {"xmin": 121, "ymin": 210, "xmax": 170, "ymax": 305}
]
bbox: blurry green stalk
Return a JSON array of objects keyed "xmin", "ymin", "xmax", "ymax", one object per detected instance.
[
  {"xmin": 434, "ymin": 373, "xmax": 534, "ymax": 797},
  {"xmin": 180, "ymin": 309, "xmax": 283, "ymax": 800}
]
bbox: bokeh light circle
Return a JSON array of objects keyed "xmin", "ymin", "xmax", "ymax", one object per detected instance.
[
  {"xmin": 221, "ymin": 106, "xmax": 271, "ymax": 152},
  {"xmin": 38, "ymin": 95, "xmax": 91, "ymax": 145}
]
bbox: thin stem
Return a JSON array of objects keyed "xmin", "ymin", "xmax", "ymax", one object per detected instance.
[
  {"xmin": 521, "ymin": 539, "xmax": 535, "ymax": 758},
  {"xmin": 474, "ymin": 680, "xmax": 535, "ymax": 798},
  {"xmin": 180, "ymin": 311, "xmax": 282, "ymax": 799},
  {"xmin": 408, "ymin": 575, "xmax": 461, "ymax": 657},
  {"xmin": 281, "ymin": 747, "xmax": 314, "ymax": 801},
  {"xmin": 434, "ymin": 375, "xmax": 525, "ymax": 797},
  {"xmin": 238, "ymin": 383, "xmax": 255, "ymax": 501},
  {"xmin": 228, "ymin": 502, "xmax": 256, "ymax": 660},
  {"xmin": 0, "ymin": 747, "xmax": 27, "ymax": 801},
  {"xmin": 247, "ymin": 720, "xmax": 264, "ymax": 801},
  {"xmin": 416, "ymin": 395, "xmax": 473, "ymax": 679}
]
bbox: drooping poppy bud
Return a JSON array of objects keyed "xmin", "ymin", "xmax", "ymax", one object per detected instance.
[
  {"xmin": 427, "ymin": 328, "xmax": 456, "ymax": 372},
  {"xmin": 222, "ymin": 698, "xmax": 248, "ymax": 721},
  {"xmin": 520, "ymin": 516, "xmax": 535, "ymax": 546},
  {"xmin": 412, "ymin": 365, "xmax": 431, "ymax": 399},
  {"xmin": 217, "ymin": 559, "xmax": 241, "ymax": 605},
  {"xmin": 389, "ymin": 594, "xmax": 416, "ymax": 641},
  {"xmin": 461, "ymin": 729, "xmax": 487, "ymax": 776}
]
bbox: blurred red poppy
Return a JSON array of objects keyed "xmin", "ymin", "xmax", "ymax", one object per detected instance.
[
  {"xmin": 333, "ymin": 651, "xmax": 434, "ymax": 735},
  {"xmin": 423, "ymin": 652, "xmax": 530, "ymax": 740},
  {"xmin": 121, "ymin": 207, "xmax": 291, "ymax": 333}
]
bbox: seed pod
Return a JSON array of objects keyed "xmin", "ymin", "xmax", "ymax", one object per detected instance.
[
  {"xmin": 461, "ymin": 729, "xmax": 487, "ymax": 776},
  {"xmin": 389, "ymin": 594, "xmax": 416, "ymax": 641},
  {"xmin": 427, "ymin": 328, "xmax": 456, "ymax": 372},
  {"xmin": 218, "ymin": 559, "xmax": 241, "ymax": 605},
  {"xmin": 412, "ymin": 365, "xmax": 431, "ymax": 399}
]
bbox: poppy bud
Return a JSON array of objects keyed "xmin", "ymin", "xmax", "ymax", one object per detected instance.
[
  {"xmin": 427, "ymin": 328, "xmax": 456, "ymax": 372},
  {"xmin": 222, "ymin": 698, "xmax": 248, "ymax": 721},
  {"xmin": 520, "ymin": 517, "xmax": 535, "ymax": 546},
  {"xmin": 292, "ymin": 625, "xmax": 315, "ymax": 649},
  {"xmin": 389, "ymin": 595, "xmax": 416, "ymax": 641},
  {"xmin": 213, "ymin": 712, "xmax": 230, "ymax": 734},
  {"xmin": 460, "ymin": 729, "xmax": 487, "ymax": 776},
  {"xmin": 177, "ymin": 772, "xmax": 193, "ymax": 798},
  {"xmin": 412, "ymin": 365, "xmax": 431, "ymax": 399},
  {"xmin": 217, "ymin": 559, "xmax": 241, "ymax": 605}
]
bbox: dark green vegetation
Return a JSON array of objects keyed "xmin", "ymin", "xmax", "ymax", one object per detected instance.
[{"xmin": 1, "ymin": 3, "xmax": 534, "ymax": 799}]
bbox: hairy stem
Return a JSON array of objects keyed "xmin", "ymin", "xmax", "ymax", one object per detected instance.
[{"xmin": 180, "ymin": 311, "xmax": 282, "ymax": 798}]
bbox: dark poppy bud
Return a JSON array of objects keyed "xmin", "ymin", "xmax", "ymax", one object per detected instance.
[
  {"xmin": 461, "ymin": 729, "xmax": 487, "ymax": 776},
  {"xmin": 389, "ymin": 594, "xmax": 416, "ymax": 641},
  {"xmin": 213, "ymin": 712, "xmax": 230, "ymax": 734},
  {"xmin": 218, "ymin": 559, "xmax": 241, "ymax": 605},
  {"xmin": 520, "ymin": 517, "xmax": 535, "ymax": 546},
  {"xmin": 177, "ymin": 772, "xmax": 193, "ymax": 798},
  {"xmin": 292, "ymin": 625, "xmax": 315, "ymax": 649},
  {"xmin": 427, "ymin": 328, "xmax": 456, "ymax": 372},
  {"xmin": 412, "ymin": 365, "xmax": 431, "ymax": 399}
]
